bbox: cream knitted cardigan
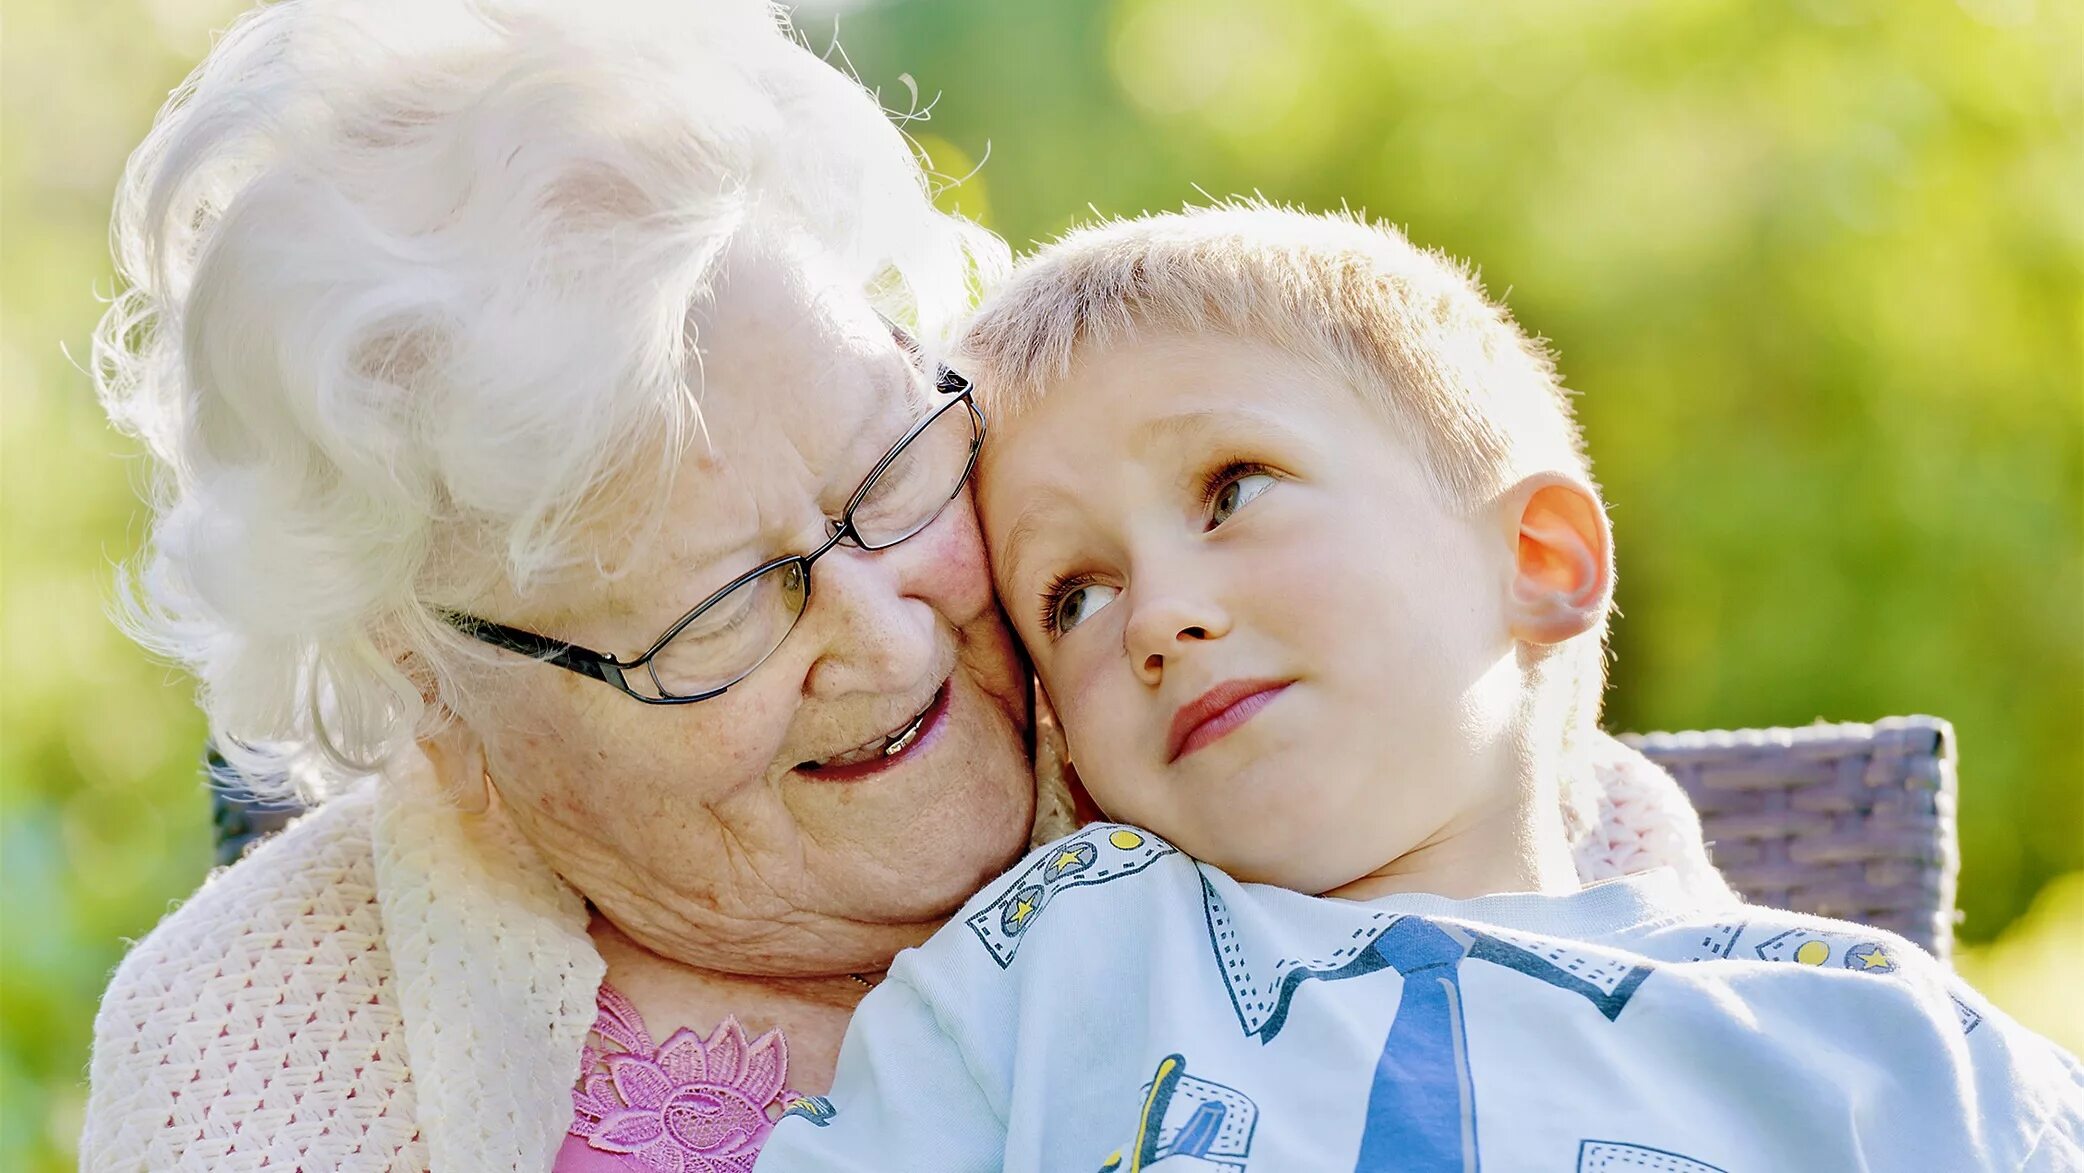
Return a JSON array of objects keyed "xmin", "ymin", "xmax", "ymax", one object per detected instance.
[{"xmin": 80, "ymin": 736, "xmax": 1729, "ymax": 1172}]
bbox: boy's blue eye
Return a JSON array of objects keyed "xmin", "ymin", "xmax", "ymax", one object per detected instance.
[
  {"xmin": 1049, "ymin": 582, "xmax": 1119, "ymax": 635},
  {"xmin": 1208, "ymin": 471, "xmax": 1277, "ymax": 529}
]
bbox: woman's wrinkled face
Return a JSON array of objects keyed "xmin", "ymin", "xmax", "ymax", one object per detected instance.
[{"xmin": 455, "ymin": 237, "xmax": 1033, "ymax": 975}]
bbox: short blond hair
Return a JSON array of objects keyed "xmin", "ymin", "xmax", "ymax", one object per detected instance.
[
  {"xmin": 959, "ymin": 203, "xmax": 1589, "ymax": 507},
  {"xmin": 960, "ymin": 203, "xmax": 1609, "ymax": 819}
]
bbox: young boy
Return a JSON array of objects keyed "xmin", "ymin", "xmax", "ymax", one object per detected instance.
[{"xmin": 756, "ymin": 207, "xmax": 2082, "ymax": 1172}]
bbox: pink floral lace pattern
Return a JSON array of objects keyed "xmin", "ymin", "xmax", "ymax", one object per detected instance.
[{"xmin": 561, "ymin": 983, "xmax": 799, "ymax": 1173}]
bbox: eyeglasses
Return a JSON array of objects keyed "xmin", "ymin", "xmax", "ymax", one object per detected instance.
[{"xmin": 441, "ymin": 348, "xmax": 984, "ymax": 705}]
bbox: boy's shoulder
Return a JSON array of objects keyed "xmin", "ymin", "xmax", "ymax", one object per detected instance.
[
  {"xmin": 1631, "ymin": 901, "xmax": 2079, "ymax": 1075},
  {"xmin": 1639, "ymin": 901, "xmax": 2083, "ymax": 1149},
  {"xmin": 1630, "ymin": 901, "xmax": 1947, "ymax": 981},
  {"xmin": 1603, "ymin": 894, "xmax": 1980, "ymax": 1016}
]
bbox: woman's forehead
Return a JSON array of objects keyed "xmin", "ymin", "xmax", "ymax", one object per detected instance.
[
  {"xmin": 529, "ymin": 245, "xmax": 917, "ymax": 625},
  {"xmin": 693, "ymin": 237, "xmax": 907, "ymax": 449}
]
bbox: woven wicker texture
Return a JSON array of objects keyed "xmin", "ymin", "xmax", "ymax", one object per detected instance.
[{"xmin": 1621, "ymin": 716, "xmax": 1958, "ymax": 959}]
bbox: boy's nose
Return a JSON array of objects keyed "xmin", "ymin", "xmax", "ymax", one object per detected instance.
[{"xmin": 1126, "ymin": 594, "xmax": 1230, "ymax": 686}]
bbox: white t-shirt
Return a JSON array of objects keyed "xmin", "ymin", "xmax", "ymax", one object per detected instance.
[{"xmin": 758, "ymin": 824, "xmax": 2083, "ymax": 1172}]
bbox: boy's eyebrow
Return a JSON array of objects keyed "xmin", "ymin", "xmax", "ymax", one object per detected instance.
[
  {"xmin": 993, "ymin": 405, "xmax": 1302, "ymax": 596},
  {"xmin": 1132, "ymin": 406, "xmax": 1297, "ymax": 455}
]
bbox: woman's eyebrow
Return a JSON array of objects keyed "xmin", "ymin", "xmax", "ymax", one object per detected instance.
[
  {"xmin": 666, "ymin": 526, "xmax": 763, "ymax": 578},
  {"xmin": 798, "ymin": 354, "xmax": 910, "ymax": 506}
]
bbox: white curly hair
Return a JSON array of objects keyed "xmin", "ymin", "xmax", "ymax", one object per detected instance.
[{"xmin": 94, "ymin": 0, "xmax": 1006, "ymax": 795}]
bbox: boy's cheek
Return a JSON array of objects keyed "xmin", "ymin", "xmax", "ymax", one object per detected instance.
[
  {"xmin": 1051, "ymin": 663, "xmax": 1140, "ymax": 787},
  {"xmin": 1245, "ymin": 547, "xmax": 1352, "ymax": 654},
  {"xmin": 1270, "ymin": 567, "xmax": 1343, "ymax": 624}
]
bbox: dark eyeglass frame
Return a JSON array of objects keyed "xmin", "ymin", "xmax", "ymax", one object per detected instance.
[{"xmin": 441, "ymin": 360, "xmax": 983, "ymax": 705}]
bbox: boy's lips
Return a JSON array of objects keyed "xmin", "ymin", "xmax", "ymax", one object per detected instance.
[{"xmin": 1166, "ymin": 679, "xmax": 1292, "ymax": 762}]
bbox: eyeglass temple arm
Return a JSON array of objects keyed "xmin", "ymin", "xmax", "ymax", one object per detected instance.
[
  {"xmin": 878, "ymin": 311, "xmax": 971, "ymax": 399},
  {"xmin": 441, "ymin": 612, "xmax": 636, "ymax": 693}
]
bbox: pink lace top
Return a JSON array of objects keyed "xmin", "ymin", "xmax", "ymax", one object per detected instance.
[{"xmin": 555, "ymin": 982, "xmax": 813, "ymax": 1173}]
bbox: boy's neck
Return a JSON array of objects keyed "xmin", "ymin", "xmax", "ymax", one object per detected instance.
[{"xmin": 1321, "ymin": 789, "xmax": 1581, "ymax": 903}]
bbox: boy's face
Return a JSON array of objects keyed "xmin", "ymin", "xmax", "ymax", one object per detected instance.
[{"xmin": 978, "ymin": 331, "xmax": 1529, "ymax": 894}]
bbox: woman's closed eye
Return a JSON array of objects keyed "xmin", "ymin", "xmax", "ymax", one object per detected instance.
[
  {"xmin": 1203, "ymin": 463, "xmax": 1278, "ymax": 530},
  {"xmin": 1040, "ymin": 576, "xmax": 1118, "ymax": 637}
]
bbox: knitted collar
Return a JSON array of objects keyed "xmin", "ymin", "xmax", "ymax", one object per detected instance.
[{"xmin": 372, "ymin": 750, "xmax": 606, "ymax": 1173}]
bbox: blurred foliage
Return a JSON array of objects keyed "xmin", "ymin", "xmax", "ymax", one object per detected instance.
[
  {"xmin": 1, "ymin": 0, "xmax": 2077, "ymax": 1167},
  {"xmin": 1957, "ymin": 870, "xmax": 2084, "ymax": 1055}
]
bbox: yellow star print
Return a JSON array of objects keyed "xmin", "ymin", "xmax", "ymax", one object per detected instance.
[
  {"xmin": 1010, "ymin": 897, "xmax": 1035, "ymax": 925},
  {"xmin": 1856, "ymin": 947, "xmax": 1892, "ymax": 970},
  {"xmin": 1053, "ymin": 848, "xmax": 1083, "ymax": 871}
]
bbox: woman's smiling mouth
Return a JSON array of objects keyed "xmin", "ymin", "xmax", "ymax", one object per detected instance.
[
  {"xmin": 1166, "ymin": 679, "xmax": 1292, "ymax": 762},
  {"xmin": 796, "ymin": 682, "xmax": 952, "ymax": 781}
]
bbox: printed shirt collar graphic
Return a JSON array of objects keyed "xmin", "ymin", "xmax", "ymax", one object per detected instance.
[
  {"xmin": 1685, "ymin": 917, "xmax": 1981, "ymax": 1034},
  {"xmin": 1199, "ymin": 868, "xmax": 1661, "ymax": 1042},
  {"xmin": 968, "ymin": 825, "xmax": 1178, "ymax": 968},
  {"xmin": 1201, "ymin": 869, "xmax": 1400, "ymax": 1039}
]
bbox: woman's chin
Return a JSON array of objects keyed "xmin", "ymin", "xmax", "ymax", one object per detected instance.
[{"xmin": 791, "ymin": 672, "xmax": 1034, "ymax": 921}]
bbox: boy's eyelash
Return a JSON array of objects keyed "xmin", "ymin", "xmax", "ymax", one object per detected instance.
[
  {"xmin": 1036, "ymin": 572, "xmax": 1089, "ymax": 638},
  {"xmin": 1198, "ymin": 459, "xmax": 1277, "ymax": 509}
]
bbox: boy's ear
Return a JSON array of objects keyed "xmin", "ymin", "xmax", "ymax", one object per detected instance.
[{"xmin": 1499, "ymin": 473, "xmax": 1612, "ymax": 647}]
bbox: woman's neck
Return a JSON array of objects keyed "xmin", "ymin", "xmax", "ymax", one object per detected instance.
[{"xmin": 587, "ymin": 914, "xmax": 877, "ymax": 1095}]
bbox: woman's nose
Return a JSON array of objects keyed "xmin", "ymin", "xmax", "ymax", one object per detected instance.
[
  {"xmin": 797, "ymin": 495, "xmax": 991, "ymax": 699},
  {"xmin": 1126, "ymin": 589, "xmax": 1232, "ymax": 687}
]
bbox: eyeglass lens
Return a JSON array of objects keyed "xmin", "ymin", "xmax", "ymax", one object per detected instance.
[{"xmin": 641, "ymin": 399, "xmax": 977, "ymax": 699}]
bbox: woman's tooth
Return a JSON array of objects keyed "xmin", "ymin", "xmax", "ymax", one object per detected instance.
[{"xmin": 882, "ymin": 719, "xmax": 923, "ymax": 758}]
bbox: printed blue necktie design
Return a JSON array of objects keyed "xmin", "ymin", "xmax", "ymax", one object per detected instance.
[
  {"xmin": 1356, "ymin": 916, "xmax": 1478, "ymax": 1172},
  {"xmin": 1200, "ymin": 876, "xmax": 1663, "ymax": 1172}
]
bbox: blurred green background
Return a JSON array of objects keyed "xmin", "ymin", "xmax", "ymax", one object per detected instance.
[{"xmin": 2, "ymin": 0, "xmax": 2078, "ymax": 1166}]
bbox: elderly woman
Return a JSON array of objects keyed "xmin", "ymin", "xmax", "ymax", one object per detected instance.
[{"xmin": 80, "ymin": 1, "xmax": 1718, "ymax": 1170}]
